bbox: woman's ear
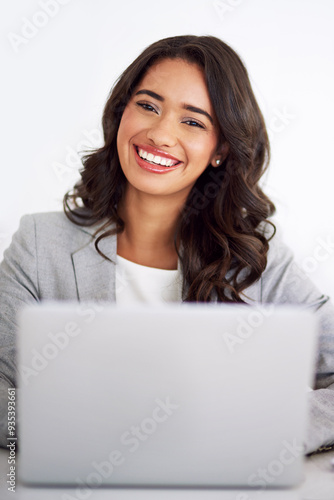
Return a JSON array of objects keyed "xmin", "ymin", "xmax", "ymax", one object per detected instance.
[{"xmin": 210, "ymin": 143, "xmax": 229, "ymax": 168}]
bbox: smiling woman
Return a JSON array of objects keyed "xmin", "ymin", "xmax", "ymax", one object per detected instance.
[
  {"xmin": 64, "ymin": 36, "xmax": 274, "ymax": 296},
  {"xmin": 1, "ymin": 35, "xmax": 334, "ymax": 454}
]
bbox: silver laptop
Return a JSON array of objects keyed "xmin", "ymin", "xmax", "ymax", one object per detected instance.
[{"xmin": 16, "ymin": 302, "xmax": 317, "ymax": 489}]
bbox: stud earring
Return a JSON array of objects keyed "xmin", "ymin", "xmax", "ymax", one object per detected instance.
[{"xmin": 215, "ymin": 159, "xmax": 221, "ymax": 165}]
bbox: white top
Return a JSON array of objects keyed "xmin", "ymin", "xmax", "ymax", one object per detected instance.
[{"xmin": 115, "ymin": 255, "xmax": 183, "ymax": 304}]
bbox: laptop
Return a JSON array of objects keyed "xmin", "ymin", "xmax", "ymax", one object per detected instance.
[{"xmin": 16, "ymin": 302, "xmax": 317, "ymax": 491}]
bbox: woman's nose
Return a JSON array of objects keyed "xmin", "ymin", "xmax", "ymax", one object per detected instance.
[{"xmin": 146, "ymin": 115, "xmax": 178, "ymax": 148}]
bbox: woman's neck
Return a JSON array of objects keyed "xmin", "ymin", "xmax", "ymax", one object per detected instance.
[{"xmin": 117, "ymin": 186, "xmax": 185, "ymax": 269}]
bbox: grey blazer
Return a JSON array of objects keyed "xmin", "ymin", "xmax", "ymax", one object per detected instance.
[{"xmin": 1, "ymin": 211, "xmax": 334, "ymax": 452}]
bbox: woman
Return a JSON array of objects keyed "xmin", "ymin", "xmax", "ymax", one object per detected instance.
[
  {"xmin": 65, "ymin": 35, "xmax": 276, "ymax": 303},
  {"xmin": 0, "ymin": 35, "xmax": 333, "ymax": 452}
]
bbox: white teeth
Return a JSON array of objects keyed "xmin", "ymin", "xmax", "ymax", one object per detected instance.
[{"xmin": 138, "ymin": 148, "xmax": 179, "ymax": 167}]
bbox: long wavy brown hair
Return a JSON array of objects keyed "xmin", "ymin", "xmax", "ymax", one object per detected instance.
[{"xmin": 64, "ymin": 35, "xmax": 275, "ymax": 302}]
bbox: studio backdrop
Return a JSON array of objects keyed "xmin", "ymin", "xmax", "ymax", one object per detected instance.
[{"xmin": 1, "ymin": 0, "xmax": 334, "ymax": 296}]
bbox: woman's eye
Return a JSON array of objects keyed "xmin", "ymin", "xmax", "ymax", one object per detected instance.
[
  {"xmin": 136, "ymin": 102, "xmax": 158, "ymax": 114},
  {"xmin": 184, "ymin": 120, "xmax": 205, "ymax": 129}
]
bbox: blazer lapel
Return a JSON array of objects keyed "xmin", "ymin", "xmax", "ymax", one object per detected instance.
[{"xmin": 71, "ymin": 225, "xmax": 117, "ymax": 302}]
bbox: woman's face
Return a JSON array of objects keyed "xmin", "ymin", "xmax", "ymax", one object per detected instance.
[{"xmin": 116, "ymin": 58, "xmax": 220, "ymax": 199}]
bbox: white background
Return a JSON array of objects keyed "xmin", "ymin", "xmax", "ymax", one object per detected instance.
[{"xmin": 1, "ymin": 0, "xmax": 334, "ymax": 296}]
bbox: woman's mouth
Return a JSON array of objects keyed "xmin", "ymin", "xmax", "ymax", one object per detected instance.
[{"xmin": 134, "ymin": 145, "xmax": 182, "ymax": 174}]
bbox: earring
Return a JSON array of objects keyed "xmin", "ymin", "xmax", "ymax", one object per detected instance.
[{"xmin": 215, "ymin": 159, "xmax": 221, "ymax": 165}]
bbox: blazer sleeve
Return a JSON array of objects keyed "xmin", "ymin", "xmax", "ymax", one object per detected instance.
[
  {"xmin": 261, "ymin": 230, "xmax": 334, "ymax": 453},
  {"xmin": 0, "ymin": 215, "xmax": 40, "ymax": 447}
]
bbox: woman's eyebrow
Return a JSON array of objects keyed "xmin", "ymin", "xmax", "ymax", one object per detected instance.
[
  {"xmin": 135, "ymin": 89, "xmax": 214, "ymax": 124},
  {"xmin": 183, "ymin": 105, "xmax": 213, "ymax": 125},
  {"xmin": 135, "ymin": 89, "xmax": 164, "ymax": 101}
]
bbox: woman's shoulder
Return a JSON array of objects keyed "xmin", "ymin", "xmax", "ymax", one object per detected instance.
[
  {"xmin": 17, "ymin": 211, "xmax": 106, "ymax": 239},
  {"xmin": 13, "ymin": 211, "xmax": 110, "ymax": 256},
  {"xmin": 253, "ymin": 221, "xmax": 295, "ymax": 286},
  {"xmin": 19, "ymin": 210, "xmax": 90, "ymax": 231}
]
